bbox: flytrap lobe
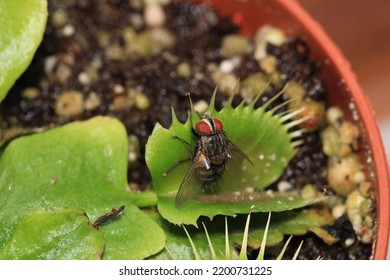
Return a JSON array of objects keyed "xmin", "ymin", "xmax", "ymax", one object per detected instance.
[{"xmin": 145, "ymin": 85, "xmax": 321, "ymax": 225}]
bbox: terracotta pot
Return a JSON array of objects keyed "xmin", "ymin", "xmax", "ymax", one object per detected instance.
[{"xmin": 200, "ymin": 0, "xmax": 390, "ymax": 259}]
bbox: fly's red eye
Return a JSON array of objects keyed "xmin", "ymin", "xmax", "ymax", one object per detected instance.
[
  {"xmin": 195, "ymin": 120, "xmax": 212, "ymax": 135},
  {"xmin": 213, "ymin": 118, "xmax": 224, "ymax": 132}
]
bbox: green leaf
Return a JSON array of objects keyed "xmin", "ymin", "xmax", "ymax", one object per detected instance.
[
  {"xmin": 148, "ymin": 208, "xmax": 335, "ymax": 260},
  {"xmin": 0, "ymin": 116, "xmax": 165, "ymax": 259},
  {"xmin": 100, "ymin": 203, "xmax": 166, "ymax": 260},
  {"xmin": 146, "ymin": 89, "xmax": 315, "ymax": 225},
  {"xmin": 0, "ymin": 0, "xmax": 48, "ymax": 102},
  {"xmin": 0, "ymin": 209, "xmax": 105, "ymax": 260}
]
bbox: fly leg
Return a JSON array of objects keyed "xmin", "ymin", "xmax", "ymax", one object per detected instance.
[
  {"xmin": 171, "ymin": 135, "xmax": 191, "ymax": 147},
  {"xmin": 163, "ymin": 134, "xmax": 192, "ymax": 177},
  {"xmin": 163, "ymin": 158, "xmax": 192, "ymax": 177}
]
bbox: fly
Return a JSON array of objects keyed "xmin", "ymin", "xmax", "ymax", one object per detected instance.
[{"xmin": 165, "ymin": 94, "xmax": 252, "ymax": 208}]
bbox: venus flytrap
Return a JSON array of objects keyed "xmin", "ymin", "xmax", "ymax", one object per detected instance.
[
  {"xmin": 145, "ymin": 85, "xmax": 339, "ymax": 259},
  {"xmin": 146, "ymin": 86, "xmax": 323, "ymax": 225}
]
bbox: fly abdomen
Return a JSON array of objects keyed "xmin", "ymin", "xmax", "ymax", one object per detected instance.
[{"xmin": 198, "ymin": 162, "xmax": 226, "ymax": 185}]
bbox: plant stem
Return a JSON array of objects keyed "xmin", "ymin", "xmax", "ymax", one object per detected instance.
[{"xmin": 131, "ymin": 191, "xmax": 158, "ymax": 208}]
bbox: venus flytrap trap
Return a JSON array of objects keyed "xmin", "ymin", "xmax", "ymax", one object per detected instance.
[
  {"xmin": 145, "ymin": 86, "xmax": 339, "ymax": 260},
  {"xmin": 146, "ymin": 86, "xmax": 324, "ymax": 225}
]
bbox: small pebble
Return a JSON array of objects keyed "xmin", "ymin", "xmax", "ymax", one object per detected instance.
[
  {"xmin": 77, "ymin": 71, "xmax": 92, "ymax": 85},
  {"xmin": 340, "ymin": 121, "xmax": 359, "ymax": 148},
  {"xmin": 332, "ymin": 204, "xmax": 346, "ymax": 219},
  {"xmin": 111, "ymin": 95, "xmax": 133, "ymax": 111},
  {"xmin": 55, "ymin": 90, "xmax": 84, "ymax": 117},
  {"xmin": 215, "ymin": 73, "xmax": 239, "ymax": 96},
  {"xmin": 51, "ymin": 9, "xmax": 68, "ymax": 28},
  {"xmin": 62, "ymin": 24, "xmax": 75, "ymax": 37},
  {"xmin": 344, "ymin": 238, "xmax": 355, "ymax": 247},
  {"xmin": 353, "ymin": 171, "xmax": 366, "ymax": 185},
  {"xmin": 113, "ymin": 84, "xmax": 125, "ymax": 94},
  {"xmin": 254, "ymin": 25, "xmax": 286, "ymax": 60},
  {"xmin": 128, "ymin": 134, "xmax": 140, "ymax": 165},
  {"xmin": 193, "ymin": 100, "xmax": 209, "ymax": 114},
  {"xmin": 258, "ymin": 56, "xmax": 277, "ymax": 75},
  {"xmin": 134, "ymin": 92, "xmax": 150, "ymax": 110},
  {"xmin": 105, "ymin": 44, "xmax": 125, "ymax": 61},
  {"xmin": 55, "ymin": 64, "xmax": 72, "ymax": 83},
  {"xmin": 219, "ymin": 56, "xmax": 241, "ymax": 73},
  {"xmin": 219, "ymin": 59, "xmax": 235, "ymax": 73},
  {"xmin": 21, "ymin": 87, "xmax": 40, "ymax": 100},
  {"xmin": 240, "ymin": 73, "xmax": 269, "ymax": 101},
  {"xmin": 301, "ymin": 184, "xmax": 317, "ymax": 199},
  {"xmin": 176, "ymin": 62, "xmax": 192, "ymax": 77},
  {"xmin": 327, "ymin": 155, "xmax": 360, "ymax": 197},
  {"xmin": 128, "ymin": 182, "xmax": 140, "ymax": 192},
  {"xmin": 220, "ymin": 34, "xmax": 251, "ymax": 58},
  {"xmin": 284, "ymin": 81, "xmax": 306, "ymax": 102},
  {"xmin": 277, "ymin": 180, "xmax": 292, "ymax": 192},
  {"xmin": 144, "ymin": 4, "xmax": 166, "ymax": 27},
  {"xmin": 359, "ymin": 181, "xmax": 371, "ymax": 197},
  {"xmin": 290, "ymin": 100, "xmax": 325, "ymax": 132},
  {"xmin": 44, "ymin": 55, "xmax": 58, "ymax": 74},
  {"xmin": 84, "ymin": 91, "xmax": 101, "ymax": 111},
  {"xmin": 326, "ymin": 107, "xmax": 344, "ymax": 127}
]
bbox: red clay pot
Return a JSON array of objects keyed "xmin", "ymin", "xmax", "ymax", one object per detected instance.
[{"xmin": 201, "ymin": 0, "xmax": 390, "ymax": 259}]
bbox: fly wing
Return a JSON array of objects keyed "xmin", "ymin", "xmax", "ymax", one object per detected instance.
[
  {"xmin": 175, "ymin": 152, "xmax": 208, "ymax": 208},
  {"xmin": 175, "ymin": 164, "xmax": 200, "ymax": 208},
  {"xmin": 225, "ymin": 139, "xmax": 253, "ymax": 173}
]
